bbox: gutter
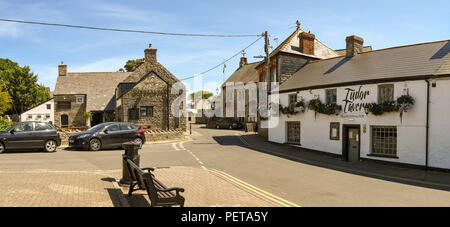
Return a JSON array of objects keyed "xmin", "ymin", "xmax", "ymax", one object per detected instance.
[{"xmin": 425, "ymin": 79, "xmax": 431, "ymax": 169}]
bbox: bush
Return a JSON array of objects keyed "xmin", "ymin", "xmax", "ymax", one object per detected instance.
[{"xmin": 0, "ymin": 116, "xmax": 12, "ymax": 131}]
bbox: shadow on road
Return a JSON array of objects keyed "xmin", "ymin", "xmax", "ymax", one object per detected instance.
[{"xmin": 212, "ymin": 134, "xmax": 450, "ymax": 192}]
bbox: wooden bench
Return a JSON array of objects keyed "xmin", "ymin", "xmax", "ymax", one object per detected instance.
[{"xmin": 125, "ymin": 157, "xmax": 185, "ymax": 207}]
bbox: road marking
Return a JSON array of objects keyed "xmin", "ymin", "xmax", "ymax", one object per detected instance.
[
  {"xmin": 238, "ymin": 135, "xmax": 450, "ymax": 189},
  {"xmin": 171, "ymin": 143, "xmax": 180, "ymax": 151},
  {"xmin": 209, "ymin": 169, "xmax": 300, "ymax": 207},
  {"xmin": 175, "ymin": 142, "xmax": 207, "ymax": 170}
]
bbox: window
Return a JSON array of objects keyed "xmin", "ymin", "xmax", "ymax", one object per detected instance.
[
  {"xmin": 76, "ymin": 96, "xmax": 84, "ymax": 104},
  {"xmin": 106, "ymin": 124, "xmax": 120, "ymax": 132},
  {"xmin": 27, "ymin": 115, "xmax": 32, "ymax": 120},
  {"xmin": 326, "ymin": 89, "xmax": 337, "ymax": 104},
  {"xmin": 287, "ymin": 121, "xmax": 301, "ymax": 144},
  {"xmin": 288, "ymin": 94, "xmax": 297, "ymax": 109},
  {"xmin": 128, "ymin": 108, "xmax": 139, "ymax": 120},
  {"xmin": 120, "ymin": 123, "xmax": 133, "ymax": 130},
  {"xmin": 57, "ymin": 101, "xmax": 71, "ymax": 110},
  {"xmin": 14, "ymin": 122, "xmax": 34, "ymax": 132},
  {"xmin": 35, "ymin": 122, "xmax": 53, "ymax": 131},
  {"xmin": 140, "ymin": 106, "xmax": 153, "ymax": 118},
  {"xmin": 378, "ymin": 84, "xmax": 394, "ymax": 103},
  {"xmin": 371, "ymin": 126, "xmax": 397, "ymax": 156},
  {"xmin": 46, "ymin": 104, "xmax": 51, "ymax": 110},
  {"xmin": 45, "ymin": 114, "xmax": 50, "ymax": 119}
]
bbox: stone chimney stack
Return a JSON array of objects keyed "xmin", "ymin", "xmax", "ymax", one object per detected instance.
[
  {"xmin": 58, "ymin": 61, "xmax": 67, "ymax": 76},
  {"xmin": 144, "ymin": 44, "xmax": 157, "ymax": 62},
  {"xmin": 299, "ymin": 32, "xmax": 315, "ymax": 55},
  {"xmin": 346, "ymin": 35, "xmax": 364, "ymax": 57},
  {"xmin": 239, "ymin": 56, "xmax": 248, "ymax": 68}
]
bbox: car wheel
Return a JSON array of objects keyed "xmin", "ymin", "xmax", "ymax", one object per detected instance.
[
  {"xmin": 133, "ymin": 137, "xmax": 143, "ymax": 148},
  {"xmin": 216, "ymin": 125, "xmax": 220, "ymax": 129},
  {"xmin": 0, "ymin": 142, "xmax": 5, "ymax": 154},
  {"xmin": 44, "ymin": 140, "xmax": 57, "ymax": 152},
  {"xmin": 229, "ymin": 125, "xmax": 233, "ymax": 129},
  {"xmin": 89, "ymin": 138, "xmax": 101, "ymax": 151}
]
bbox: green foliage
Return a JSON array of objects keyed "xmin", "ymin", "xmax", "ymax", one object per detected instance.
[
  {"xmin": 189, "ymin": 90, "xmax": 214, "ymax": 102},
  {"xmin": 119, "ymin": 58, "xmax": 145, "ymax": 72},
  {"xmin": 83, "ymin": 111, "xmax": 93, "ymax": 120},
  {"xmin": 308, "ymin": 98, "xmax": 342, "ymax": 115},
  {"xmin": 0, "ymin": 116, "xmax": 12, "ymax": 131},
  {"xmin": 0, "ymin": 58, "xmax": 51, "ymax": 114},
  {"xmin": 0, "ymin": 84, "xmax": 12, "ymax": 115},
  {"xmin": 367, "ymin": 95, "xmax": 415, "ymax": 116}
]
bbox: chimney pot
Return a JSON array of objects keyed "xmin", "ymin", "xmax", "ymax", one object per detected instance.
[
  {"xmin": 145, "ymin": 44, "xmax": 157, "ymax": 62},
  {"xmin": 346, "ymin": 35, "xmax": 364, "ymax": 57},
  {"xmin": 239, "ymin": 57, "xmax": 248, "ymax": 68},
  {"xmin": 58, "ymin": 61, "xmax": 67, "ymax": 76},
  {"xmin": 299, "ymin": 32, "xmax": 315, "ymax": 55}
]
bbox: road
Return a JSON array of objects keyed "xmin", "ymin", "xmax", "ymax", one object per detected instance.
[{"xmin": 1, "ymin": 124, "xmax": 450, "ymax": 206}]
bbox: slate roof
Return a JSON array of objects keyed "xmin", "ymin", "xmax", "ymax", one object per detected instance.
[
  {"xmin": 256, "ymin": 27, "xmax": 339, "ymax": 68},
  {"xmin": 53, "ymin": 72, "xmax": 132, "ymax": 111},
  {"xmin": 279, "ymin": 40, "xmax": 450, "ymax": 92},
  {"xmin": 222, "ymin": 62, "xmax": 260, "ymax": 87},
  {"xmin": 334, "ymin": 46, "xmax": 373, "ymax": 56}
]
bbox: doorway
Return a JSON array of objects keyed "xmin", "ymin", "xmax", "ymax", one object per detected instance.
[
  {"xmin": 91, "ymin": 112, "xmax": 103, "ymax": 126},
  {"xmin": 343, "ymin": 125, "xmax": 360, "ymax": 162}
]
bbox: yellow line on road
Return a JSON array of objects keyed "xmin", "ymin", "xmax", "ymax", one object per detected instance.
[{"xmin": 209, "ymin": 169, "xmax": 301, "ymax": 207}]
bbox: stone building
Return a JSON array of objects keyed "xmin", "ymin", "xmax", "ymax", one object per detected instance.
[
  {"xmin": 53, "ymin": 45, "xmax": 185, "ymax": 131},
  {"xmin": 53, "ymin": 63, "xmax": 131, "ymax": 128},
  {"xmin": 115, "ymin": 45, "xmax": 186, "ymax": 131}
]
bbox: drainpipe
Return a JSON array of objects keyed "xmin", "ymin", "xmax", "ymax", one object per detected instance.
[{"xmin": 425, "ymin": 79, "xmax": 430, "ymax": 169}]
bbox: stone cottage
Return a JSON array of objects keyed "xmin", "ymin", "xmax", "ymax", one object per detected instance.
[
  {"xmin": 53, "ymin": 45, "xmax": 185, "ymax": 131},
  {"xmin": 115, "ymin": 44, "xmax": 186, "ymax": 131},
  {"xmin": 53, "ymin": 63, "xmax": 131, "ymax": 128}
]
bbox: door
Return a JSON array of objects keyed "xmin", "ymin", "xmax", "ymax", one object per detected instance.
[
  {"xmin": 33, "ymin": 122, "xmax": 55, "ymax": 148},
  {"xmin": 347, "ymin": 128, "xmax": 360, "ymax": 162},
  {"xmin": 101, "ymin": 124, "xmax": 122, "ymax": 147},
  {"xmin": 287, "ymin": 121, "xmax": 301, "ymax": 144},
  {"xmin": 119, "ymin": 123, "xmax": 136, "ymax": 144},
  {"xmin": 5, "ymin": 122, "xmax": 35, "ymax": 149},
  {"xmin": 61, "ymin": 115, "xmax": 69, "ymax": 128}
]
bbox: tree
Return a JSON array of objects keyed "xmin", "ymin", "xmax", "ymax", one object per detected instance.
[
  {"xmin": 0, "ymin": 58, "xmax": 51, "ymax": 114},
  {"xmin": 189, "ymin": 90, "xmax": 214, "ymax": 103},
  {"xmin": 0, "ymin": 84, "xmax": 12, "ymax": 115},
  {"xmin": 118, "ymin": 58, "xmax": 145, "ymax": 72}
]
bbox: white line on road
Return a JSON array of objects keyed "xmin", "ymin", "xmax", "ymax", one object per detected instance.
[
  {"xmin": 174, "ymin": 142, "xmax": 207, "ymax": 171},
  {"xmin": 171, "ymin": 143, "xmax": 180, "ymax": 151}
]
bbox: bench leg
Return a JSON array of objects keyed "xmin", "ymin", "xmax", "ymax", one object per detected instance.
[{"xmin": 128, "ymin": 182, "xmax": 136, "ymax": 196}]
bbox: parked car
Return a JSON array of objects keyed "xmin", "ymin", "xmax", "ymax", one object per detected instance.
[
  {"xmin": 214, "ymin": 118, "xmax": 244, "ymax": 129},
  {"xmin": 69, "ymin": 122, "xmax": 146, "ymax": 151},
  {"xmin": 0, "ymin": 121, "xmax": 61, "ymax": 153}
]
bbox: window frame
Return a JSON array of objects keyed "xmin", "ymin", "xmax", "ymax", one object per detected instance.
[
  {"xmin": 370, "ymin": 126, "xmax": 398, "ymax": 157},
  {"xmin": 325, "ymin": 89, "xmax": 337, "ymax": 105},
  {"xmin": 378, "ymin": 84, "xmax": 394, "ymax": 104},
  {"xmin": 76, "ymin": 96, "xmax": 84, "ymax": 104},
  {"xmin": 57, "ymin": 101, "xmax": 71, "ymax": 110},
  {"xmin": 140, "ymin": 106, "xmax": 154, "ymax": 118}
]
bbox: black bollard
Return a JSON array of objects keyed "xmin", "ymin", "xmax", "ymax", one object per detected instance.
[{"xmin": 119, "ymin": 142, "xmax": 141, "ymax": 185}]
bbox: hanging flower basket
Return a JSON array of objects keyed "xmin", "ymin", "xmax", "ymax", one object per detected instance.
[
  {"xmin": 366, "ymin": 94, "xmax": 415, "ymax": 123},
  {"xmin": 308, "ymin": 98, "xmax": 342, "ymax": 116}
]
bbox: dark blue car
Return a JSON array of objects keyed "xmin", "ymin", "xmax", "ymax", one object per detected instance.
[
  {"xmin": 69, "ymin": 122, "xmax": 146, "ymax": 151},
  {"xmin": 0, "ymin": 121, "xmax": 61, "ymax": 153}
]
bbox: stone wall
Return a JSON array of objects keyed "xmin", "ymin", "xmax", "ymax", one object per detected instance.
[
  {"xmin": 144, "ymin": 129, "xmax": 186, "ymax": 142},
  {"xmin": 54, "ymin": 94, "xmax": 87, "ymax": 128}
]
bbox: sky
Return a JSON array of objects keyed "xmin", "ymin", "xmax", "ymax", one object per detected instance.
[{"xmin": 0, "ymin": 0, "xmax": 449, "ymax": 95}]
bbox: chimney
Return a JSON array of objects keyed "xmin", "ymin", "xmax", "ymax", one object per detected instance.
[
  {"xmin": 144, "ymin": 44, "xmax": 157, "ymax": 62},
  {"xmin": 299, "ymin": 32, "xmax": 315, "ymax": 55},
  {"xmin": 58, "ymin": 61, "xmax": 67, "ymax": 76},
  {"xmin": 346, "ymin": 35, "xmax": 364, "ymax": 57},
  {"xmin": 239, "ymin": 56, "xmax": 248, "ymax": 68}
]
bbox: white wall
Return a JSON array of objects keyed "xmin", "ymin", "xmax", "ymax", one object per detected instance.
[
  {"xmin": 269, "ymin": 80, "xmax": 430, "ymax": 166},
  {"xmin": 20, "ymin": 99, "xmax": 55, "ymax": 124},
  {"xmin": 429, "ymin": 79, "xmax": 450, "ymax": 169}
]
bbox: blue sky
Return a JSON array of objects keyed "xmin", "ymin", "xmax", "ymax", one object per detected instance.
[{"xmin": 0, "ymin": 0, "xmax": 449, "ymax": 94}]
